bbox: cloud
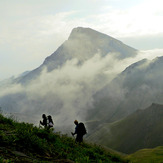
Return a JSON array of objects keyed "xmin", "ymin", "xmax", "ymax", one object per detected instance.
[
  {"xmin": 0, "ymin": 52, "xmax": 123, "ymax": 131},
  {"xmin": 89, "ymin": 0, "xmax": 163, "ymax": 38},
  {"xmin": 138, "ymin": 49, "xmax": 163, "ymax": 60},
  {"xmin": 1, "ymin": 0, "xmax": 163, "ymax": 81},
  {"xmin": 0, "ymin": 47, "xmax": 163, "ymax": 133},
  {"xmin": 1, "ymin": 0, "xmax": 163, "ymax": 133}
]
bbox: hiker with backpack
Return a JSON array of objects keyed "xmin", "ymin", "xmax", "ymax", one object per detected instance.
[
  {"xmin": 40, "ymin": 114, "xmax": 47, "ymax": 128},
  {"xmin": 71, "ymin": 120, "xmax": 87, "ymax": 143},
  {"xmin": 47, "ymin": 115, "xmax": 54, "ymax": 130}
]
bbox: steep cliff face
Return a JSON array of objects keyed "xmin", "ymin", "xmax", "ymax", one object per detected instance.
[
  {"xmin": 43, "ymin": 27, "xmax": 137, "ymax": 69},
  {"xmin": 16, "ymin": 27, "xmax": 137, "ymax": 84}
]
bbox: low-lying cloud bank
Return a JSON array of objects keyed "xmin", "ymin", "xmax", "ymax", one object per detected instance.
[{"xmin": 0, "ymin": 49, "xmax": 163, "ymax": 133}]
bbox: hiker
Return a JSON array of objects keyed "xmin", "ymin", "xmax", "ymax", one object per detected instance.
[
  {"xmin": 47, "ymin": 115, "xmax": 54, "ymax": 129},
  {"xmin": 40, "ymin": 114, "xmax": 47, "ymax": 128},
  {"xmin": 71, "ymin": 120, "xmax": 87, "ymax": 143}
]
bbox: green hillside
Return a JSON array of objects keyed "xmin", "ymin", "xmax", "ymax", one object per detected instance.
[
  {"xmin": 0, "ymin": 113, "xmax": 127, "ymax": 163},
  {"xmin": 86, "ymin": 103, "xmax": 163, "ymax": 154},
  {"xmin": 126, "ymin": 146, "xmax": 163, "ymax": 163}
]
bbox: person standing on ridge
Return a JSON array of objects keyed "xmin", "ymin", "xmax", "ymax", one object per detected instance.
[
  {"xmin": 71, "ymin": 120, "xmax": 87, "ymax": 143},
  {"xmin": 40, "ymin": 114, "xmax": 47, "ymax": 128},
  {"xmin": 47, "ymin": 115, "xmax": 54, "ymax": 129}
]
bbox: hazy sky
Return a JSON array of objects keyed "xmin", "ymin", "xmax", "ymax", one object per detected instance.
[{"xmin": 1, "ymin": 0, "xmax": 163, "ymax": 80}]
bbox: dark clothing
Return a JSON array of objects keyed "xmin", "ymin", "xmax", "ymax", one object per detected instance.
[
  {"xmin": 40, "ymin": 114, "xmax": 47, "ymax": 128},
  {"xmin": 73, "ymin": 123, "xmax": 85, "ymax": 143},
  {"xmin": 76, "ymin": 133, "xmax": 83, "ymax": 143},
  {"xmin": 47, "ymin": 115, "xmax": 54, "ymax": 129}
]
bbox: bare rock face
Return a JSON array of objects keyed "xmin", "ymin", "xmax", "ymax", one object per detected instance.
[{"xmin": 16, "ymin": 27, "xmax": 137, "ymax": 84}]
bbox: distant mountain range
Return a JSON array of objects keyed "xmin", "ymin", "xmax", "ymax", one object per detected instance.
[
  {"xmin": 0, "ymin": 27, "xmax": 138, "ymax": 116},
  {"xmin": 86, "ymin": 103, "xmax": 163, "ymax": 154},
  {"xmin": 87, "ymin": 56, "xmax": 163, "ymax": 122},
  {"xmin": 0, "ymin": 27, "xmax": 163, "ymax": 154}
]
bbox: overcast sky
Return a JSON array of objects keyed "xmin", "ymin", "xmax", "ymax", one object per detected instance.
[{"xmin": 0, "ymin": 0, "xmax": 163, "ymax": 80}]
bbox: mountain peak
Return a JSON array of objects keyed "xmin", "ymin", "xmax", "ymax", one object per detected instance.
[
  {"xmin": 15, "ymin": 27, "xmax": 138, "ymax": 83},
  {"xmin": 70, "ymin": 27, "xmax": 89, "ymax": 33},
  {"xmin": 70, "ymin": 27, "xmax": 98, "ymax": 35},
  {"xmin": 66, "ymin": 27, "xmax": 137, "ymax": 60},
  {"xmin": 68, "ymin": 27, "xmax": 113, "ymax": 40}
]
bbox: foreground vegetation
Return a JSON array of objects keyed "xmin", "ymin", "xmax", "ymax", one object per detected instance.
[{"xmin": 0, "ymin": 113, "xmax": 128, "ymax": 162}]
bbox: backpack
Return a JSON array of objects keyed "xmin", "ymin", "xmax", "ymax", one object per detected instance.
[
  {"xmin": 78, "ymin": 122, "xmax": 87, "ymax": 135},
  {"xmin": 49, "ymin": 122, "xmax": 53, "ymax": 127}
]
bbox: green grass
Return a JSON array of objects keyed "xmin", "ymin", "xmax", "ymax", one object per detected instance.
[
  {"xmin": 87, "ymin": 104, "xmax": 163, "ymax": 154},
  {"xmin": 0, "ymin": 113, "xmax": 128, "ymax": 162},
  {"xmin": 126, "ymin": 146, "xmax": 163, "ymax": 163}
]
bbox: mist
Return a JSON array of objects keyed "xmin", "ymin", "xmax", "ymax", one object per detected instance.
[
  {"xmin": 0, "ymin": 48, "xmax": 163, "ymax": 134},
  {"xmin": 0, "ymin": 52, "xmax": 121, "ymax": 132}
]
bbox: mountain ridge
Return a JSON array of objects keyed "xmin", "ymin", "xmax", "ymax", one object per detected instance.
[
  {"xmin": 0, "ymin": 27, "xmax": 162, "ymax": 142},
  {"xmin": 86, "ymin": 103, "xmax": 163, "ymax": 154},
  {"xmin": 0, "ymin": 112, "xmax": 127, "ymax": 162},
  {"xmin": 87, "ymin": 56, "xmax": 163, "ymax": 123},
  {"xmin": 0, "ymin": 107, "xmax": 162, "ymax": 163},
  {"xmin": 16, "ymin": 27, "xmax": 137, "ymax": 84}
]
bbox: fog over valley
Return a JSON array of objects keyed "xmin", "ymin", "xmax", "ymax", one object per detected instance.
[{"xmin": 0, "ymin": 27, "xmax": 163, "ymax": 136}]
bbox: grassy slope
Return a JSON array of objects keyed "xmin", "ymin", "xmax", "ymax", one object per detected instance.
[
  {"xmin": 0, "ymin": 113, "xmax": 127, "ymax": 163},
  {"xmin": 87, "ymin": 103, "xmax": 163, "ymax": 154},
  {"xmin": 126, "ymin": 146, "xmax": 163, "ymax": 163}
]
